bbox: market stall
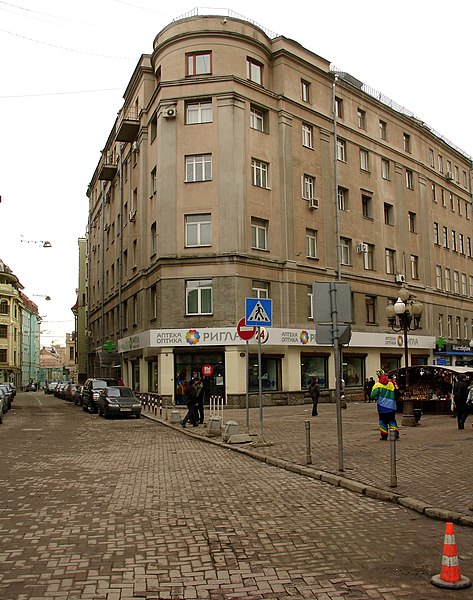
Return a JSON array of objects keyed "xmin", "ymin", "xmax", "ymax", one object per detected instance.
[{"xmin": 387, "ymin": 365, "xmax": 473, "ymax": 414}]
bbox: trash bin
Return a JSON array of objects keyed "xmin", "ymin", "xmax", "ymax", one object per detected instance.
[{"xmin": 413, "ymin": 408, "xmax": 422, "ymax": 423}]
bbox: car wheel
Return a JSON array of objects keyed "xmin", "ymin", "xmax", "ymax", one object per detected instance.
[
  {"xmin": 104, "ymin": 409, "xmax": 110, "ymax": 419},
  {"xmin": 136, "ymin": 413, "xmax": 141, "ymax": 419},
  {"xmin": 98, "ymin": 405, "xmax": 103, "ymax": 417},
  {"xmin": 82, "ymin": 403, "xmax": 88, "ymax": 412}
]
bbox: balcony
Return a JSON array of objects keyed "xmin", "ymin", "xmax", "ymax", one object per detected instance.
[
  {"xmin": 116, "ymin": 106, "xmax": 140, "ymax": 142},
  {"xmin": 98, "ymin": 153, "xmax": 118, "ymax": 181}
]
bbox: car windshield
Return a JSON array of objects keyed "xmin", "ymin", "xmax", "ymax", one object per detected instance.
[{"xmin": 94, "ymin": 380, "xmax": 107, "ymax": 389}]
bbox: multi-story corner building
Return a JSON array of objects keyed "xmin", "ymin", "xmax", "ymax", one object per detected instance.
[
  {"xmin": 0, "ymin": 259, "xmax": 24, "ymax": 387},
  {"xmin": 86, "ymin": 12, "xmax": 473, "ymax": 404},
  {"xmin": 73, "ymin": 238, "xmax": 88, "ymax": 384}
]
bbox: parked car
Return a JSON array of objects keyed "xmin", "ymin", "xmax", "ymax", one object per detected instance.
[
  {"xmin": 0, "ymin": 387, "xmax": 7, "ymax": 417},
  {"xmin": 97, "ymin": 386, "xmax": 142, "ymax": 419},
  {"xmin": 73, "ymin": 385, "xmax": 84, "ymax": 406},
  {"xmin": 5, "ymin": 382, "xmax": 16, "ymax": 400},
  {"xmin": 53, "ymin": 382, "xmax": 63, "ymax": 398},
  {"xmin": 64, "ymin": 383, "xmax": 81, "ymax": 402},
  {"xmin": 45, "ymin": 381, "xmax": 59, "ymax": 395},
  {"xmin": 0, "ymin": 383, "xmax": 13, "ymax": 411},
  {"xmin": 82, "ymin": 378, "xmax": 119, "ymax": 413}
]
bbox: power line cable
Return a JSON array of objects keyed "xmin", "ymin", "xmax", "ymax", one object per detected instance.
[{"xmin": 0, "ymin": 87, "xmax": 123, "ymax": 99}]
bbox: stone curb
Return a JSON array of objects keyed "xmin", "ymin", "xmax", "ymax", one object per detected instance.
[{"xmin": 144, "ymin": 412, "xmax": 473, "ymax": 528}]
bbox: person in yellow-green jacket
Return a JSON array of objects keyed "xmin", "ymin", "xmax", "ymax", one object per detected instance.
[{"xmin": 370, "ymin": 369, "xmax": 400, "ymax": 440}]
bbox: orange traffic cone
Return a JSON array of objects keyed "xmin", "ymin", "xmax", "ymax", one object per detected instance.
[{"xmin": 431, "ymin": 522, "xmax": 471, "ymax": 589}]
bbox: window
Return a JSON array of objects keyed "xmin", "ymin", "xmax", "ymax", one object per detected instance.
[
  {"xmin": 453, "ymin": 271, "xmax": 459, "ymax": 294},
  {"xmin": 429, "ymin": 148, "xmax": 435, "ymax": 167},
  {"xmin": 249, "ymin": 356, "xmax": 280, "ymax": 392},
  {"xmin": 403, "ymin": 133, "xmax": 411, "ymax": 152},
  {"xmin": 438, "ymin": 314, "xmax": 443, "ymax": 337},
  {"xmin": 360, "ymin": 149, "xmax": 370, "ymax": 171},
  {"xmin": 469, "ymin": 275, "xmax": 473, "ymax": 298},
  {"xmin": 410, "ymin": 255, "xmax": 419, "ymax": 279},
  {"xmin": 464, "ymin": 318, "xmax": 469, "ymax": 340},
  {"xmin": 381, "ymin": 158, "xmax": 390, "ymax": 180},
  {"xmin": 186, "ymin": 100, "xmax": 212, "ymax": 124},
  {"xmin": 461, "ymin": 273, "xmax": 467, "ymax": 296},
  {"xmin": 446, "ymin": 160, "xmax": 452, "ymax": 174},
  {"xmin": 379, "ymin": 120, "xmax": 387, "ymax": 139},
  {"xmin": 362, "ymin": 194, "xmax": 372, "ymax": 219},
  {"xmin": 151, "ymin": 167, "xmax": 157, "ymax": 195},
  {"xmin": 432, "ymin": 183, "xmax": 437, "ymax": 202},
  {"xmin": 250, "ymin": 105, "xmax": 266, "ymax": 132},
  {"xmin": 340, "ymin": 237, "xmax": 351, "ymax": 265},
  {"xmin": 185, "ymin": 154, "xmax": 212, "ymax": 182},
  {"xmin": 451, "ymin": 230, "xmax": 457, "ymax": 252},
  {"xmin": 334, "ymin": 97, "xmax": 343, "ymax": 118},
  {"xmin": 456, "ymin": 316, "xmax": 461, "ymax": 339},
  {"xmin": 433, "ymin": 222, "xmax": 440, "ymax": 245},
  {"xmin": 122, "ymin": 299, "xmax": 128, "ymax": 330},
  {"xmin": 357, "ymin": 108, "xmax": 366, "ymax": 129},
  {"xmin": 247, "ymin": 57, "xmax": 263, "ymax": 84},
  {"xmin": 251, "ymin": 218, "xmax": 268, "ymax": 250},
  {"xmin": 0, "ymin": 324, "xmax": 7, "ymax": 338},
  {"xmin": 308, "ymin": 290, "xmax": 314, "ymax": 320},
  {"xmin": 384, "ymin": 203, "xmax": 394, "ymax": 225},
  {"xmin": 442, "ymin": 226, "xmax": 449, "ymax": 249},
  {"xmin": 365, "ymin": 296, "xmax": 376, "ymax": 324},
  {"xmin": 185, "ymin": 214, "xmax": 211, "ymax": 247},
  {"xmin": 306, "ymin": 229, "xmax": 318, "ymax": 258},
  {"xmin": 408, "ymin": 211, "xmax": 416, "ymax": 233},
  {"xmin": 186, "ymin": 280, "xmax": 212, "ymax": 315},
  {"xmin": 150, "ymin": 112, "xmax": 157, "ymax": 141},
  {"xmin": 336, "ymin": 139, "xmax": 347, "ymax": 161},
  {"xmin": 252, "ymin": 280, "xmax": 269, "ymax": 298},
  {"xmin": 385, "ymin": 248, "xmax": 395, "ymax": 274},
  {"xmin": 468, "ymin": 237, "xmax": 472, "ymax": 258},
  {"xmin": 337, "ymin": 187, "xmax": 348, "ymax": 211},
  {"xmin": 150, "ymin": 222, "xmax": 157, "ymax": 255},
  {"xmin": 445, "ymin": 268, "xmax": 451, "ymax": 292},
  {"xmin": 186, "ymin": 51, "xmax": 212, "ymax": 76},
  {"xmin": 438, "ymin": 154, "xmax": 443, "ymax": 173},
  {"xmin": 301, "ymin": 356, "xmax": 328, "ymax": 389},
  {"xmin": 363, "ymin": 244, "xmax": 375, "ymax": 270},
  {"xmin": 435, "ymin": 265, "xmax": 442, "ymax": 289},
  {"xmin": 302, "ymin": 174, "xmax": 316, "ymax": 200},
  {"xmin": 251, "ymin": 159, "xmax": 269, "ymax": 188},
  {"xmin": 150, "ymin": 285, "xmax": 157, "ymax": 320},
  {"xmin": 132, "ymin": 239, "xmax": 137, "ymax": 268},
  {"xmin": 447, "ymin": 315, "xmax": 452, "ymax": 338},
  {"xmin": 0, "ymin": 349, "xmax": 6, "ymax": 363},
  {"xmin": 0, "ymin": 300, "xmax": 8, "ymax": 315},
  {"xmin": 406, "ymin": 169, "xmax": 414, "ymax": 189},
  {"xmin": 441, "ymin": 189, "xmax": 446, "ymax": 207},
  {"xmin": 302, "ymin": 123, "xmax": 313, "ymax": 148},
  {"xmin": 342, "ymin": 356, "xmax": 364, "ymax": 388},
  {"xmin": 133, "ymin": 294, "xmax": 138, "ymax": 325},
  {"xmin": 301, "ymin": 79, "xmax": 311, "ymax": 102}
]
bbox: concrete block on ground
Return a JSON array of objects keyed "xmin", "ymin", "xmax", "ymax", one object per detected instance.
[
  {"xmin": 170, "ymin": 410, "xmax": 182, "ymax": 424},
  {"xmin": 206, "ymin": 415, "xmax": 222, "ymax": 437},
  {"xmin": 226, "ymin": 433, "xmax": 252, "ymax": 444},
  {"xmin": 222, "ymin": 420, "xmax": 239, "ymax": 441}
]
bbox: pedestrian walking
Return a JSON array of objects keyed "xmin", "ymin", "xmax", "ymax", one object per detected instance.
[
  {"xmin": 309, "ymin": 377, "xmax": 320, "ymax": 416},
  {"xmin": 370, "ymin": 369, "xmax": 400, "ymax": 440},
  {"xmin": 181, "ymin": 378, "xmax": 199, "ymax": 428},
  {"xmin": 364, "ymin": 377, "xmax": 375, "ymax": 402},
  {"xmin": 194, "ymin": 376, "xmax": 205, "ymax": 424},
  {"xmin": 453, "ymin": 374, "xmax": 470, "ymax": 429}
]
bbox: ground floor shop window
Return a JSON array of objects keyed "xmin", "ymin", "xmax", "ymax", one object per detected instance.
[
  {"xmin": 301, "ymin": 355, "xmax": 328, "ymax": 388},
  {"xmin": 248, "ymin": 356, "xmax": 281, "ymax": 392},
  {"xmin": 147, "ymin": 359, "xmax": 158, "ymax": 392},
  {"xmin": 132, "ymin": 360, "xmax": 140, "ymax": 390},
  {"xmin": 175, "ymin": 351, "xmax": 224, "ymax": 405},
  {"xmin": 380, "ymin": 354, "xmax": 401, "ymax": 374},
  {"xmin": 342, "ymin": 355, "xmax": 364, "ymax": 387}
]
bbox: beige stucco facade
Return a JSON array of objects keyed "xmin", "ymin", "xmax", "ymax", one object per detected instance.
[{"xmin": 86, "ymin": 13, "xmax": 473, "ymax": 404}]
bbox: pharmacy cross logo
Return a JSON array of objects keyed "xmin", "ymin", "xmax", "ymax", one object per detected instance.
[{"xmin": 102, "ymin": 340, "xmax": 117, "ymax": 353}]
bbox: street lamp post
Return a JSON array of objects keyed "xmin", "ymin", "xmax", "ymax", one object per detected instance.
[{"xmin": 385, "ymin": 284, "xmax": 423, "ymax": 427}]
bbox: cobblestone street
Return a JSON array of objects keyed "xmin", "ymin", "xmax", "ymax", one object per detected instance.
[{"xmin": 1, "ymin": 393, "xmax": 472, "ymax": 599}]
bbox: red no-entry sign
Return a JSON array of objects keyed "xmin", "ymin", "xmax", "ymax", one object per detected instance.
[{"xmin": 237, "ymin": 317, "xmax": 256, "ymax": 341}]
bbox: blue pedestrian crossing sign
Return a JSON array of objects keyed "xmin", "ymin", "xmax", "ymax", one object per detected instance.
[{"xmin": 245, "ymin": 298, "xmax": 272, "ymax": 327}]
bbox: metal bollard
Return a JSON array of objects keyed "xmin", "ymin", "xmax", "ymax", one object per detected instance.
[
  {"xmin": 159, "ymin": 397, "xmax": 163, "ymax": 416},
  {"xmin": 305, "ymin": 420, "xmax": 312, "ymax": 465},
  {"xmin": 389, "ymin": 427, "xmax": 398, "ymax": 487}
]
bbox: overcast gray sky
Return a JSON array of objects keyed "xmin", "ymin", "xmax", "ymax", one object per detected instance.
[{"xmin": 1, "ymin": 0, "xmax": 471, "ymax": 345}]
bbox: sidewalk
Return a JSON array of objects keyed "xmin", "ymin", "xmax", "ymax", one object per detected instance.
[{"xmin": 144, "ymin": 401, "xmax": 473, "ymax": 527}]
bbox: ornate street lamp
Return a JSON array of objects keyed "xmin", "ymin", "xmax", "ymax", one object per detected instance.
[{"xmin": 385, "ymin": 283, "xmax": 424, "ymax": 427}]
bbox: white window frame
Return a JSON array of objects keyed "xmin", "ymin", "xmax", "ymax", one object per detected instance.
[
  {"xmin": 185, "ymin": 154, "xmax": 212, "ymax": 182},
  {"xmin": 306, "ymin": 229, "xmax": 318, "ymax": 258},
  {"xmin": 250, "ymin": 106, "xmax": 265, "ymax": 132},
  {"xmin": 445, "ymin": 268, "xmax": 451, "ymax": 292},
  {"xmin": 186, "ymin": 279, "xmax": 213, "ymax": 315},
  {"xmin": 151, "ymin": 167, "xmax": 157, "ymax": 195},
  {"xmin": 385, "ymin": 248, "xmax": 395, "ymax": 274},
  {"xmin": 302, "ymin": 174, "xmax": 316, "ymax": 200},
  {"xmin": 301, "ymin": 79, "xmax": 310, "ymax": 102},
  {"xmin": 302, "ymin": 123, "xmax": 313, "ymax": 148},
  {"xmin": 186, "ymin": 100, "xmax": 212, "ymax": 124},
  {"xmin": 461, "ymin": 273, "xmax": 467, "ymax": 296},
  {"xmin": 406, "ymin": 169, "xmax": 414, "ymax": 189},
  {"xmin": 340, "ymin": 237, "xmax": 351, "ymax": 265},
  {"xmin": 435, "ymin": 265, "xmax": 442, "ymax": 290},
  {"xmin": 338, "ymin": 187, "xmax": 348, "ymax": 211},
  {"xmin": 252, "ymin": 281, "xmax": 269, "ymax": 299},
  {"xmin": 251, "ymin": 158, "xmax": 269, "ymax": 188},
  {"xmin": 363, "ymin": 244, "xmax": 374, "ymax": 270},
  {"xmin": 186, "ymin": 51, "xmax": 211, "ymax": 76},
  {"xmin": 336, "ymin": 139, "xmax": 346, "ymax": 161},
  {"xmin": 247, "ymin": 57, "xmax": 262, "ymax": 84},
  {"xmin": 251, "ymin": 218, "xmax": 268, "ymax": 250},
  {"xmin": 433, "ymin": 222, "xmax": 440, "ymax": 245},
  {"xmin": 185, "ymin": 214, "xmax": 212, "ymax": 247},
  {"xmin": 360, "ymin": 148, "xmax": 369, "ymax": 171},
  {"xmin": 453, "ymin": 271, "xmax": 460, "ymax": 294},
  {"xmin": 410, "ymin": 255, "xmax": 419, "ymax": 279},
  {"xmin": 357, "ymin": 108, "xmax": 366, "ymax": 129},
  {"xmin": 381, "ymin": 158, "xmax": 390, "ymax": 180}
]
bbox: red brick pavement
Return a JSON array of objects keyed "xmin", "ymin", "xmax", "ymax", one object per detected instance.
[{"xmin": 152, "ymin": 400, "xmax": 473, "ymax": 524}]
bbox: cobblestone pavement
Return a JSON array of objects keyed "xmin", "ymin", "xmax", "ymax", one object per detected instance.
[
  {"xmin": 0, "ymin": 393, "xmax": 472, "ymax": 600},
  {"xmin": 161, "ymin": 400, "xmax": 473, "ymax": 521}
]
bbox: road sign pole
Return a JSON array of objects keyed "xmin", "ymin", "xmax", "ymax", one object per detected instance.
[{"xmin": 245, "ymin": 340, "xmax": 250, "ymax": 434}]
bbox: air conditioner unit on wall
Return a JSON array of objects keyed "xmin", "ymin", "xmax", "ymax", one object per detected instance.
[
  {"xmin": 129, "ymin": 210, "xmax": 136, "ymax": 222},
  {"xmin": 445, "ymin": 171, "xmax": 454, "ymax": 181},
  {"xmin": 163, "ymin": 106, "xmax": 176, "ymax": 119},
  {"xmin": 132, "ymin": 141, "xmax": 139, "ymax": 153},
  {"xmin": 308, "ymin": 197, "xmax": 319, "ymax": 209},
  {"xmin": 356, "ymin": 243, "xmax": 368, "ymax": 253},
  {"xmin": 395, "ymin": 273, "xmax": 406, "ymax": 283}
]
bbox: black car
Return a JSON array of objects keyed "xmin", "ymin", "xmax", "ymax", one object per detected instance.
[
  {"xmin": 97, "ymin": 386, "xmax": 142, "ymax": 419},
  {"xmin": 82, "ymin": 378, "xmax": 119, "ymax": 413}
]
